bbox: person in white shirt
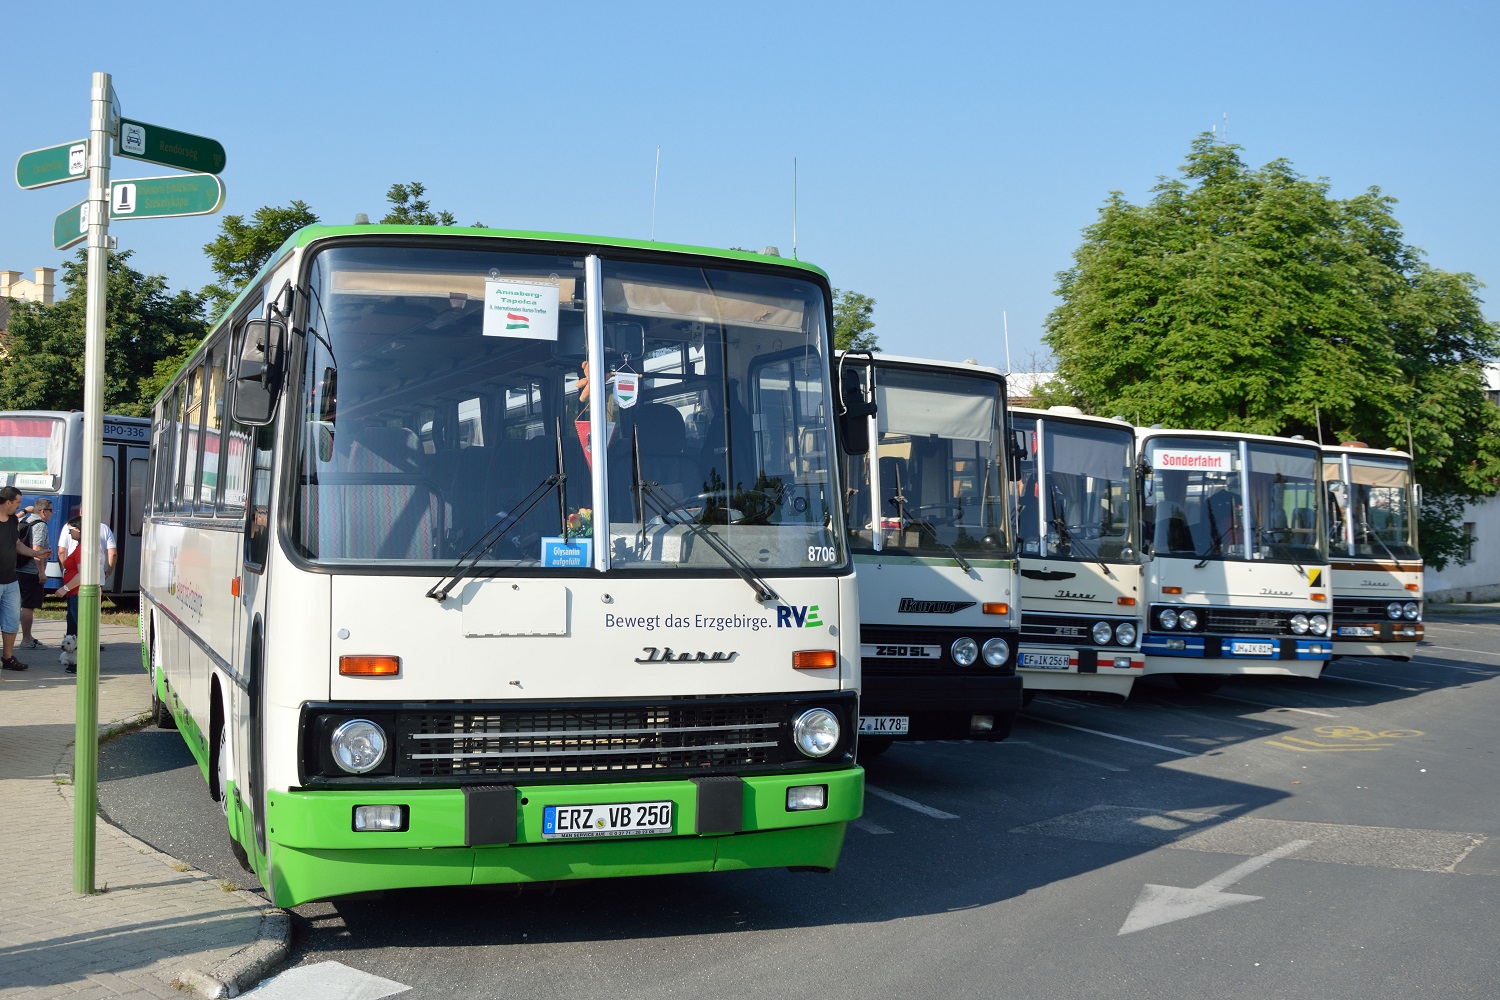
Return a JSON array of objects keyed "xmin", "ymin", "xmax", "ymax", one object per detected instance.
[{"xmin": 56, "ymin": 516, "xmax": 117, "ymax": 637}]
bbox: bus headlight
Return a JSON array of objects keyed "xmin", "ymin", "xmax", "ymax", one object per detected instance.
[
  {"xmin": 1387, "ymin": 602, "xmax": 1403, "ymax": 620},
  {"xmin": 1309, "ymin": 614, "xmax": 1329, "ymax": 635},
  {"xmin": 1092, "ymin": 621, "xmax": 1114, "ymax": 645},
  {"xmin": 982, "ymin": 637, "xmax": 1010, "ymax": 667},
  {"xmin": 1290, "ymin": 613, "xmax": 1309, "ymax": 635},
  {"xmin": 1115, "ymin": 622, "xmax": 1137, "ymax": 646},
  {"xmin": 331, "ymin": 719, "xmax": 388, "ymax": 775},
  {"xmin": 1178, "ymin": 609, "xmax": 1200, "ymax": 631},
  {"xmin": 1403, "ymin": 602, "xmax": 1420, "ymax": 620},
  {"xmin": 1159, "ymin": 608, "xmax": 1179, "ymax": 630},
  {"xmin": 951, "ymin": 637, "xmax": 980, "ymax": 666},
  {"xmin": 792, "ymin": 708, "xmax": 840, "ymax": 758}
]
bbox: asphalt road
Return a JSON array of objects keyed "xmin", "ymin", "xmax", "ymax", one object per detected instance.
[{"xmin": 99, "ymin": 607, "xmax": 1500, "ymax": 999}]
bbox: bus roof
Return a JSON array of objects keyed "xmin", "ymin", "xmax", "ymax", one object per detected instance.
[
  {"xmin": 840, "ymin": 352, "xmax": 1004, "ymax": 379},
  {"xmin": 1009, "ymin": 405, "xmax": 1133, "ymax": 430},
  {"xmin": 1136, "ymin": 425, "xmax": 1322, "ymax": 451}
]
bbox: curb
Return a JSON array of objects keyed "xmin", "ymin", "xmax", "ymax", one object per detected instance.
[{"xmin": 172, "ymin": 903, "xmax": 293, "ymax": 999}]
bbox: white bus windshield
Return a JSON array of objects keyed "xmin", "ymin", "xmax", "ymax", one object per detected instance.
[
  {"xmin": 1012, "ymin": 415, "xmax": 1135, "ymax": 561},
  {"xmin": 1324, "ymin": 455, "xmax": 1418, "ymax": 560},
  {"xmin": 1144, "ymin": 436, "xmax": 1324, "ymax": 564},
  {"xmin": 291, "ymin": 244, "xmax": 843, "ymax": 572},
  {"xmin": 847, "ymin": 367, "xmax": 1009, "ymax": 556}
]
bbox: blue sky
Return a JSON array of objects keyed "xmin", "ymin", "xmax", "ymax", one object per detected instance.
[{"xmin": 4, "ymin": 0, "xmax": 1496, "ymax": 371}]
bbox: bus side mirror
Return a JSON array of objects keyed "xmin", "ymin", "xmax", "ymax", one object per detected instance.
[
  {"xmin": 232, "ymin": 318, "xmax": 287, "ymax": 426},
  {"xmin": 838, "ymin": 366, "xmax": 877, "ymax": 455}
]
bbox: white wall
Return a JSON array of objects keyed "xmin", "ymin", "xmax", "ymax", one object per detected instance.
[{"xmin": 1424, "ymin": 494, "xmax": 1500, "ymax": 602}]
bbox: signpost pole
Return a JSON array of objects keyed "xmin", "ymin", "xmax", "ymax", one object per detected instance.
[{"xmin": 73, "ymin": 70, "xmax": 113, "ymax": 896}]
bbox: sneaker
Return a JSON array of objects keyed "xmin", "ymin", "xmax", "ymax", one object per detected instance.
[
  {"xmin": 2, "ymin": 656, "xmax": 29, "ymax": 672},
  {"xmin": 65, "ymin": 664, "xmax": 76, "ymax": 674},
  {"xmin": 23, "ymin": 637, "xmax": 43, "ymax": 649}
]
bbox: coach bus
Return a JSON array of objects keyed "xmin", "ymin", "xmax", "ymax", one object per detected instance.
[
  {"xmin": 1137, "ymin": 427, "xmax": 1333, "ymax": 691},
  {"xmin": 0, "ymin": 409, "xmax": 149, "ymax": 596},
  {"xmin": 141, "ymin": 224, "xmax": 866, "ymax": 906},
  {"xmin": 838, "ymin": 353, "xmax": 1021, "ymax": 754},
  {"xmin": 1010, "ymin": 407, "xmax": 1143, "ymax": 700},
  {"xmin": 1322, "ymin": 443, "xmax": 1422, "ymax": 659}
]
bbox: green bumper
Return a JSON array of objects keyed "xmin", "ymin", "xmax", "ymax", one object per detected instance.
[{"xmin": 263, "ymin": 768, "xmax": 863, "ymax": 906}]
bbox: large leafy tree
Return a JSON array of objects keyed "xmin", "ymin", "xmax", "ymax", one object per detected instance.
[
  {"xmin": 833, "ymin": 288, "xmax": 878, "ymax": 351},
  {"xmin": 0, "ymin": 250, "xmax": 206, "ymax": 416},
  {"xmin": 1044, "ymin": 135, "xmax": 1500, "ymax": 567},
  {"xmin": 201, "ymin": 200, "xmax": 320, "ymax": 318}
]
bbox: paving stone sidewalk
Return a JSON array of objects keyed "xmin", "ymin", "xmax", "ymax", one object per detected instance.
[{"xmin": 0, "ymin": 619, "xmax": 287, "ymax": 998}]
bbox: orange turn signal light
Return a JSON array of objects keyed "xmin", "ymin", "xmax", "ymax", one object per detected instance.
[
  {"xmin": 982, "ymin": 602, "xmax": 1009, "ymax": 615},
  {"xmin": 1405, "ymin": 583, "xmax": 1419, "ymax": 591},
  {"xmin": 1310, "ymin": 593, "xmax": 1327, "ymax": 602},
  {"xmin": 793, "ymin": 650, "xmax": 837, "ymax": 670},
  {"xmin": 340, "ymin": 655, "xmax": 400, "ymax": 677},
  {"xmin": 1117, "ymin": 596, "xmax": 1137, "ymax": 606},
  {"xmin": 1163, "ymin": 586, "xmax": 1183, "ymax": 595}
]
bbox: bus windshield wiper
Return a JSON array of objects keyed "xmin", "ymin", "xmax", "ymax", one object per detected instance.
[
  {"xmin": 631, "ymin": 428, "xmax": 780, "ymax": 604},
  {"xmin": 1359, "ymin": 519, "xmax": 1405, "ymax": 571},
  {"xmin": 1049, "ymin": 487, "xmax": 1111, "ymax": 578},
  {"xmin": 887, "ymin": 460, "xmax": 973, "ymax": 573}
]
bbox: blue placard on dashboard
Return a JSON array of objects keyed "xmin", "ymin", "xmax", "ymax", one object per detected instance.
[{"xmin": 541, "ymin": 537, "xmax": 592, "ymax": 567}]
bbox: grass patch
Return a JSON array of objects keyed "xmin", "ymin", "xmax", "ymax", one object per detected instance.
[{"xmin": 31, "ymin": 594, "xmax": 138, "ymax": 627}]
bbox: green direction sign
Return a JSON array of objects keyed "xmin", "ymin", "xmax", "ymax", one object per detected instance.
[
  {"xmin": 110, "ymin": 174, "xmax": 225, "ymax": 220},
  {"xmin": 53, "ymin": 199, "xmax": 89, "ymax": 251},
  {"xmin": 115, "ymin": 118, "xmax": 226, "ymax": 174},
  {"xmin": 16, "ymin": 139, "xmax": 88, "ymax": 189}
]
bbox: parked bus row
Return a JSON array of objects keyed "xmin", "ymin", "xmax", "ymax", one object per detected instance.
[{"xmin": 117, "ymin": 224, "xmax": 1422, "ymax": 908}]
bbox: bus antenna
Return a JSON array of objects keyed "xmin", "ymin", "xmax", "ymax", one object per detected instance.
[
  {"xmin": 792, "ymin": 157, "xmax": 798, "ymax": 260},
  {"xmin": 651, "ymin": 145, "xmax": 661, "ymax": 241},
  {"xmin": 1314, "ymin": 405, "xmax": 1324, "ymax": 445},
  {"xmin": 1003, "ymin": 311, "xmax": 1012, "ymax": 375}
]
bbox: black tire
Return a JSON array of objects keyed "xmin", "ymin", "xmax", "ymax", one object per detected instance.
[
  {"xmin": 859, "ymin": 736, "xmax": 894, "ymax": 758},
  {"xmin": 1174, "ymin": 674, "xmax": 1225, "ymax": 694},
  {"xmin": 152, "ymin": 689, "xmax": 177, "ymax": 729}
]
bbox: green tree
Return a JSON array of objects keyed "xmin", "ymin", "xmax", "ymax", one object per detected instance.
[
  {"xmin": 0, "ymin": 250, "xmax": 207, "ymax": 416},
  {"xmin": 1044, "ymin": 134, "xmax": 1500, "ymax": 568},
  {"xmin": 382, "ymin": 182, "xmax": 459, "ymax": 226},
  {"xmin": 201, "ymin": 200, "xmax": 319, "ymax": 318},
  {"xmin": 833, "ymin": 289, "xmax": 878, "ymax": 351}
]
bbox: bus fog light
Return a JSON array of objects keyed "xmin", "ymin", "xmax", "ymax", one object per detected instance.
[
  {"xmin": 970, "ymin": 714, "xmax": 995, "ymax": 733},
  {"xmin": 786, "ymin": 785, "xmax": 828, "ymax": 811},
  {"xmin": 1115, "ymin": 622, "xmax": 1137, "ymax": 646},
  {"xmin": 981, "ymin": 638, "xmax": 1010, "ymax": 667},
  {"xmin": 1091, "ymin": 621, "xmax": 1113, "ymax": 645},
  {"xmin": 951, "ymin": 637, "xmax": 979, "ymax": 666},
  {"xmin": 1114, "ymin": 656, "xmax": 1134, "ymax": 668},
  {"xmin": 792, "ymin": 708, "xmax": 840, "ymax": 757},
  {"xmin": 1309, "ymin": 614, "xmax": 1329, "ymax": 635},
  {"xmin": 1167, "ymin": 638, "xmax": 1187, "ymax": 650},
  {"xmin": 1290, "ymin": 614, "xmax": 1309, "ymax": 635},
  {"xmin": 331, "ymin": 719, "xmax": 388, "ymax": 774},
  {"xmin": 1178, "ymin": 609, "xmax": 1200, "ymax": 630},
  {"xmin": 353, "ymin": 804, "xmax": 406, "ymax": 832}
]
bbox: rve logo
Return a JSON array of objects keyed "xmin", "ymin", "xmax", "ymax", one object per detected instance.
[{"xmin": 777, "ymin": 605, "xmax": 824, "ymax": 628}]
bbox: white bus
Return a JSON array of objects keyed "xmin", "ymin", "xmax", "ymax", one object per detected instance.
[
  {"xmin": 142, "ymin": 225, "xmax": 866, "ymax": 906},
  {"xmin": 1137, "ymin": 428, "xmax": 1333, "ymax": 691},
  {"xmin": 0, "ymin": 410, "xmax": 150, "ymax": 596},
  {"xmin": 838, "ymin": 353, "xmax": 1021, "ymax": 754},
  {"xmin": 1010, "ymin": 407, "xmax": 1143, "ymax": 700},
  {"xmin": 1321, "ymin": 443, "xmax": 1423, "ymax": 659}
]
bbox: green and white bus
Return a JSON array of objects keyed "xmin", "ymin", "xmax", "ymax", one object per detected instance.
[
  {"xmin": 838, "ymin": 353, "xmax": 1021, "ymax": 754},
  {"xmin": 1138, "ymin": 427, "xmax": 1333, "ymax": 691},
  {"xmin": 141, "ymin": 225, "xmax": 866, "ymax": 906},
  {"xmin": 1010, "ymin": 407, "xmax": 1143, "ymax": 700},
  {"xmin": 1321, "ymin": 443, "xmax": 1423, "ymax": 659}
]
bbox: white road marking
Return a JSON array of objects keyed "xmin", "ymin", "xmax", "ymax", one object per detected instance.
[
  {"xmin": 1208, "ymin": 692, "xmax": 1338, "ymax": 717},
  {"xmin": 852, "ymin": 817, "xmax": 893, "ymax": 835},
  {"xmin": 240, "ymin": 961, "xmax": 410, "ymax": 1000},
  {"xmin": 1117, "ymin": 839, "xmax": 1313, "ymax": 935},
  {"xmin": 1017, "ymin": 741, "xmax": 1129, "ymax": 772},
  {"xmin": 865, "ymin": 784, "xmax": 960, "ymax": 819},
  {"xmin": 1025, "ymin": 716, "xmax": 1196, "ymax": 756},
  {"xmin": 1319, "ymin": 672, "xmax": 1423, "ymax": 691}
]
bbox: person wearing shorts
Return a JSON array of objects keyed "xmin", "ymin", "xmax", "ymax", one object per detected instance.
[{"xmin": 0, "ymin": 487, "xmax": 52, "ymax": 672}]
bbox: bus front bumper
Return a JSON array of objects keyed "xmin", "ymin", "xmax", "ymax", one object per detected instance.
[{"xmin": 262, "ymin": 768, "xmax": 863, "ymax": 906}]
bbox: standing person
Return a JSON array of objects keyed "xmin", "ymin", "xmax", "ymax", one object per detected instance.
[
  {"xmin": 58, "ymin": 512, "xmax": 117, "ymax": 597},
  {"xmin": 0, "ymin": 486, "xmax": 52, "ymax": 672},
  {"xmin": 55, "ymin": 519, "xmax": 84, "ymax": 670},
  {"xmin": 16, "ymin": 498, "xmax": 54, "ymax": 649}
]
